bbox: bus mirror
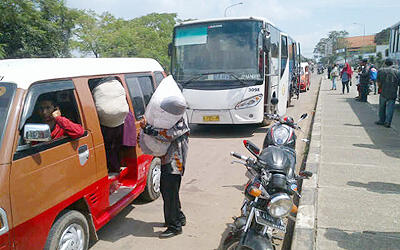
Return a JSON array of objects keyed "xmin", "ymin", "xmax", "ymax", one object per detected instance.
[
  {"xmin": 168, "ymin": 43, "xmax": 173, "ymax": 57},
  {"xmin": 385, "ymin": 49, "xmax": 389, "ymax": 57},
  {"xmin": 271, "ymin": 97, "xmax": 278, "ymax": 105},
  {"xmin": 263, "ymin": 35, "xmax": 271, "ymax": 52}
]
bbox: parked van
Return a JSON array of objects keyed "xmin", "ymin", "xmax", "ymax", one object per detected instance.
[{"xmin": 0, "ymin": 58, "xmax": 166, "ymax": 249}]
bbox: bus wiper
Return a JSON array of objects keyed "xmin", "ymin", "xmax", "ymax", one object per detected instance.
[{"xmin": 183, "ymin": 71, "xmax": 247, "ymax": 85}]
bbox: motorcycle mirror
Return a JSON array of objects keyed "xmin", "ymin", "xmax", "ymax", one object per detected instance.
[
  {"xmin": 271, "ymin": 97, "xmax": 279, "ymax": 105},
  {"xmin": 243, "ymin": 140, "xmax": 260, "ymax": 157},
  {"xmin": 301, "ymin": 113, "xmax": 308, "ymax": 119}
]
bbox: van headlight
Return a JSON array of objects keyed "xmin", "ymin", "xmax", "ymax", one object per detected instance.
[
  {"xmin": 267, "ymin": 193, "xmax": 292, "ymax": 218},
  {"xmin": 272, "ymin": 126, "xmax": 290, "ymax": 145},
  {"xmin": 235, "ymin": 94, "xmax": 263, "ymax": 109}
]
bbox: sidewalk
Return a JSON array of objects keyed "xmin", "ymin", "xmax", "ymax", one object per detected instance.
[{"xmin": 292, "ymin": 76, "xmax": 400, "ymax": 249}]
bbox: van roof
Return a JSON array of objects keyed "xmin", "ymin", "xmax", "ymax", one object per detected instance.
[{"xmin": 0, "ymin": 58, "xmax": 164, "ymax": 89}]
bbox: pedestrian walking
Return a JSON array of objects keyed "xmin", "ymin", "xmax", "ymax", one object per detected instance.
[
  {"xmin": 375, "ymin": 58, "xmax": 400, "ymax": 128},
  {"xmin": 330, "ymin": 64, "xmax": 339, "ymax": 90},
  {"xmin": 369, "ymin": 64, "xmax": 378, "ymax": 95},
  {"xmin": 327, "ymin": 64, "xmax": 332, "ymax": 79},
  {"xmin": 140, "ymin": 97, "xmax": 190, "ymax": 238},
  {"xmin": 340, "ymin": 62, "xmax": 353, "ymax": 94},
  {"xmin": 356, "ymin": 59, "xmax": 370, "ymax": 102}
]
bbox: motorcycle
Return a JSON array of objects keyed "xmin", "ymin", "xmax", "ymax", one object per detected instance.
[
  {"xmin": 263, "ymin": 113, "xmax": 308, "ymax": 150},
  {"xmin": 223, "ymin": 111, "xmax": 310, "ymax": 250},
  {"xmin": 223, "ymin": 141, "xmax": 312, "ymax": 250}
]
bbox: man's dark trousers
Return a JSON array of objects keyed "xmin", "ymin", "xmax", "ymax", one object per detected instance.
[
  {"xmin": 360, "ymin": 84, "xmax": 369, "ymax": 102},
  {"xmin": 160, "ymin": 169, "xmax": 185, "ymax": 231}
]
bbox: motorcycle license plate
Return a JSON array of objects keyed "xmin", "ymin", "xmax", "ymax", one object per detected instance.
[
  {"xmin": 203, "ymin": 115, "xmax": 219, "ymax": 122},
  {"xmin": 255, "ymin": 209, "xmax": 286, "ymax": 232}
]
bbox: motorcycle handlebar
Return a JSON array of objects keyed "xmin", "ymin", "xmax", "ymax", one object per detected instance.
[{"xmin": 230, "ymin": 152, "xmax": 248, "ymax": 161}]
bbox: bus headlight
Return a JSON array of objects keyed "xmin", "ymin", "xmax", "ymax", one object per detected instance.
[
  {"xmin": 235, "ymin": 94, "xmax": 263, "ymax": 110},
  {"xmin": 267, "ymin": 193, "xmax": 292, "ymax": 218}
]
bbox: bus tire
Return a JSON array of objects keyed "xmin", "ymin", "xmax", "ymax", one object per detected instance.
[
  {"xmin": 140, "ymin": 157, "xmax": 161, "ymax": 202},
  {"xmin": 44, "ymin": 210, "xmax": 89, "ymax": 250}
]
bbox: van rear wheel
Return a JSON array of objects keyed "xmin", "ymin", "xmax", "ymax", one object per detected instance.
[
  {"xmin": 45, "ymin": 210, "xmax": 89, "ymax": 250},
  {"xmin": 140, "ymin": 157, "xmax": 161, "ymax": 201}
]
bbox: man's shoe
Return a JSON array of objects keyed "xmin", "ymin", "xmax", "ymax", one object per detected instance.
[
  {"xmin": 163, "ymin": 218, "xmax": 186, "ymax": 227},
  {"xmin": 384, "ymin": 123, "xmax": 391, "ymax": 128},
  {"xmin": 159, "ymin": 228, "xmax": 182, "ymax": 238},
  {"xmin": 375, "ymin": 121, "xmax": 384, "ymax": 125}
]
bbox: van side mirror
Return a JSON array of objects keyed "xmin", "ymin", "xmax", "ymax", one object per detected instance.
[
  {"xmin": 168, "ymin": 43, "xmax": 173, "ymax": 57},
  {"xmin": 385, "ymin": 49, "xmax": 389, "ymax": 57},
  {"xmin": 263, "ymin": 34, "xmax": 271, "ymax": 52},
  {"xmin": 23, "ymin": 123, "xmax": 51, "ymax": 143}
]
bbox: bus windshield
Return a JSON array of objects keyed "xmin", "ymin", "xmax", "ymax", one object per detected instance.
[
  {"xmin": 0, "ymin": 83, "xmax": 16, "ymax": 147},
  {"xmin": 172, "ymin": 20, "xmax": 263, "ymax": 83}
]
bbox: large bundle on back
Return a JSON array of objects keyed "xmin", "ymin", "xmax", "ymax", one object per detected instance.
[
  {"xmin": 139, "ymin": 76, "xmax": 187, "ymax": 156},
  {"xmin": 92, "ymin": 78, "xmax": 129, "ymax": 128}
]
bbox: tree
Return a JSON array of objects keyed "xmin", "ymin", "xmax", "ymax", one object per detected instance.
[
  {"xmin": 375, "ymin": 28, "xmax": 390, "ymax": 45},
  {"xmin": 72, "ymin": 12, "xmax": 177, "ymax": 70},
  {"xmin": 313, "ymin": 30, "xmax": 349, "ymax": 65},
  {"xmin": 0, "ymin": 0, "xmax": 78, "ymax": 58}
]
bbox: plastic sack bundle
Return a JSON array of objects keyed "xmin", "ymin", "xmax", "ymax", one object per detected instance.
[
  {"xmin": 139, "ymin": 130, "xmax": 170, "ymax": 156},
  {"xmin": 92, "ymin": 79, "xmax": 129, "ymax": 128},
  {"xmin": 139, "ymin": 76, "xmax": 187, "ymax": 156},
  {"xmin": 144, "ymin": 75, "xmax": 186, "ymax": 129}
]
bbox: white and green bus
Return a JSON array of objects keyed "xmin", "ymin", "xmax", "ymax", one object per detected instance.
[{"xmin": 169, "ymin": 17, "xmax": 300, "ymax": 125}]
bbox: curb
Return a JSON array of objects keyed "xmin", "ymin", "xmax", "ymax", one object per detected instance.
[{"xmin": 291, "ymin": 78, "xmax": 323, "ymax": 250}]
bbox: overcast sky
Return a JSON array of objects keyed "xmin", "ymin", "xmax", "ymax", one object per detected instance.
[{"xmin": 66, "ymin": 0, "xmax": 400, "ymax": 58}]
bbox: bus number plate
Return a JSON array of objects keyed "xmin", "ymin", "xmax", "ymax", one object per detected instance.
[{"xmin": 203, "ymin": 115, "xmax": 219, "ymax": 122}]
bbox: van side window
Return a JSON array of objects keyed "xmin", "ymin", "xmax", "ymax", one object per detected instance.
[
  {"xmin": 125, "ymin": 74, "xmax": 156, "ymax": 119},
  {"xmin": 154, "ymin": 71, "xmax": 165, "ymax": 87},
  {"xmin": 15, "ymin": 81, "xmax": 84, "ymax": 158}
]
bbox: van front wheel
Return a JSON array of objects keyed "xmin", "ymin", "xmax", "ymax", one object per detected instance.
[
  {"xmin": 140, "ymin": 157, "xmax": 161, "ymax": 201},
  {"xmin": 45, "ymin": 210, "xmax": 89, "ymax": 250}
]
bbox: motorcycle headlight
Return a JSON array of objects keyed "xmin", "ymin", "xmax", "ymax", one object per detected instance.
[
  {"xmin": 272, "ymin": 126, "xmax": 290, "ymax": 145},
  {"xmin": 267, "ymin": 193, "xmax": 292, "ymax": 218},
  {"xmin": 235, "ymin": 94, "xmax": 263, "ymax": 110}
]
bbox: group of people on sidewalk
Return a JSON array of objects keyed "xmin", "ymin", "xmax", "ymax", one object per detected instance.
[{"xmin": 328, "ymin": 58, "xmax": 400, "ymax": 128}]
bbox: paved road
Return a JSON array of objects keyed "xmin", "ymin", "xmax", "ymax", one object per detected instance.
[{"xmin": 91, "ymin": 73, "xmax": 321, "ymax": 250}]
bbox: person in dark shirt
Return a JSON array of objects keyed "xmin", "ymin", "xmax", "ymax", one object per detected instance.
[
  {"xmin": 36, "ymin": 96, "xmax": 84, "ymax": 140},
  {"xmin": 356, "ymin": 59, "xmax": 370, "ymax": 102},
  {"xmin": 375, "ymin": 58, "xmax": 400, "ymax": 128}
]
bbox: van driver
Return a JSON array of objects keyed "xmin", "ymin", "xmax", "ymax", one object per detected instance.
[{"xmin": 36, "ymin": 95, "xmax": 84, "ymax": 141}]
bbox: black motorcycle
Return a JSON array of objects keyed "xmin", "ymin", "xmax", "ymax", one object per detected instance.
[
  {"xmin": 223, "ymin": 141, "xmax": 312, "ymax": 250},
  {"xmin": 263, "ymin": 113, "xmax": 308, "ymax": 150}
]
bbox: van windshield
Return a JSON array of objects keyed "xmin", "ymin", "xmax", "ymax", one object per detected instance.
[{"xmin": 0, "ymin": 83, "xmax": 16, "ymax": 147}]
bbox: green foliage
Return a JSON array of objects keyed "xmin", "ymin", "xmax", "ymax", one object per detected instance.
[
  {"xmin": 0, "ymin": 0, "xmax": 78, "ymax": 58},
  {"xmin": 374, "ymin": 28, "xmax": 390, "ymax": 45},
  {"xmin": 314, "ymin": 30, "xmax": 349, "ymax": 64},
  {"xmin": 72, "ymin": 12, "xmax": 177, "ymax": 71}
]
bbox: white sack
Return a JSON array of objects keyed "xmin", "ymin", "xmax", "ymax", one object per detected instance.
[
  {"xmin": 92, "ymin": 79, "xmax": 129, "ymax": 128},
  {"xmin": 145, "ymin": 75, "xmax": 186, "ymax": 129},
  {"xmin": 139, "ymin": 130, "xmax": 170, "ymax": 157}
]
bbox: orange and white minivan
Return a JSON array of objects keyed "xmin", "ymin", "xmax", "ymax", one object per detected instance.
[{"xmin": 0, "ymin": 58, "xmax": 167, "ymax": 249}]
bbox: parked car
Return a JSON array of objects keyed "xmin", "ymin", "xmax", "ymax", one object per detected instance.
[
  {"xmin": 299, "ymin": 62, "xmax": 310, "ymax": 91},
  {"xmin": 0, "ymin": 58, "xmax": 167, "ymax": 249}
]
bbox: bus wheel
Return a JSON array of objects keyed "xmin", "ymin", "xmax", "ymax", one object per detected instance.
[
  {"xmin": 45, "ymin": 210, "xmax": 89, "ymax": 250},
  {"xmin": 140, "ymin": 157, "xmax": 161, "ymax": 201}
]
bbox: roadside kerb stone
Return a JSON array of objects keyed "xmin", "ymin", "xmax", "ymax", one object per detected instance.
[{"xmin": 291, "ymin": 78, "xmax": 322, "ymax": 250}]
